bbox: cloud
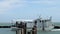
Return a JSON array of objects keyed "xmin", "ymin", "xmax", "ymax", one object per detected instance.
[
  {"xmin": 29, "ymin": 0, "xmax": 60, "ymax": 5},
  {"xmin": 0, "ymin": 0, "xmax": 27, "ymax": 14},
  {"xmin": 0, "ymin": 0, "xmax": 27, "ymax": 8}
]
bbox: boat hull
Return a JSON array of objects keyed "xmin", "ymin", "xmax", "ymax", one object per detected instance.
[{"xmin": 11, "ymin": 27, "xmax": 17, "ymax": 31}]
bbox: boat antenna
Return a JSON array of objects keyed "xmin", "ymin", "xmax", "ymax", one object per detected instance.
[
  {"xmin": 49, "ymin": 16, "xmax": 52, "ymax": 21},
  {"xmin": 39, "ymin": 15, "xmax": 42, "ymax": 19}
]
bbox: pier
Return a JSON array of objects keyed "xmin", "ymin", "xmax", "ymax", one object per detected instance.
[
  {"xmin": 0, "ymin": 26, "xmax": 11, "ymax": 28},
  {"xmin": 16, "ymin": 21, "xmax": 27, "ymax": 34},
  {"xmin": 15, "ymin": 20, "xmax": 37, "ymax": 34}
]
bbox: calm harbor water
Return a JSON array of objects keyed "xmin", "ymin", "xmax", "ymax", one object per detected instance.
[
  {"xmin": 37, "ymin": 31, "xmax": 60, "ymax": 34},
  {"xmin": 0, "ymin": 22, "xmax": 60, "ymax": 34},
  {"xmin": 0, "ymin": 28, "xmax": 60, "ymax": 34},
  {"xmin": 0, "ymin": 28, "xmax": 16, "ymax": 34}
]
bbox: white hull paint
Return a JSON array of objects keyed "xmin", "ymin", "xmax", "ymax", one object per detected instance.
[{"xmin": 51, "ymin": 29, "xmax": 60, "ymax": 31}]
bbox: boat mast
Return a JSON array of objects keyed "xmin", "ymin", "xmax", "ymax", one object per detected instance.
[
  {"xmin": 49, "ymin": 16, "xmax": 52, "ymax": 21},
  {"xmin": 42, "ymin": 20, "xmax": 45, "ymax": 31}
]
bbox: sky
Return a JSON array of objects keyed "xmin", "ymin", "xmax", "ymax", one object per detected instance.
[{"xmin": 0, "ymin": 0, "xmax": 60, "ymax": 22}]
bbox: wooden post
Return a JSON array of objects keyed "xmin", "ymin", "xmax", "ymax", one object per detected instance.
[
  {"xmin": 32, "ymin": 25, "xmax": 37, "ymax": 34},
  {"xmin": 24, "ymin": 23, "xmax": 27, "ymax": 34},
  {"xmin": 21, "ymin": 28, "xmax": 24, "ymax": 34},
  {"xmin": 42, "ymin": 20, "xmax": 45, "ymax": 31},
  {"xmin": 27, "ymin": 31, "xmax": 31, "ymax": 34},
  {"xmin": 16, "ymin": 29, "xmax": 22, "ymax": 34},
  {"xmin": 16, "ymin": 21, "xmax": 18, "ymax": 27}
]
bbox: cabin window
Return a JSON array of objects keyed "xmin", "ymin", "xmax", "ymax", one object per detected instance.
[
  {"xmin": 40, "ymin": 21, "xmax": 41, "ymax": 23},
  {"xmin": 28, "ymin": 22, "xmax": 32, "ymax": 23},
  {"xmin": 27, "ymin": 22, "xmax": 34, "ymax": 28},
  {"xmin": 34, "ymin": 21, "xmax": 37, "ymax": 24}
]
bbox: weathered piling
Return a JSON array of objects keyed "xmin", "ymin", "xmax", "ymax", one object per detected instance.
[
  {"xmin": 32, "ymin": 25, "xmax": 37, "ymax": 34},
  {"xmin": 42, "ymin": 20, "xmax": 45, "ymax": 31},
  {"xmin": 16, "ymin": 28, "xmax": 21, "ymax": 34},
  {"xmin": 16, "ymin": 22, "xmax": 27, "ymax": 34},
  {"xmin": 24, "ymin": 23, "xmax": 27, "ymax": 34},
  {"xmin": 27, "ymin": 31, "xmax": 31, "ymax": 34}
]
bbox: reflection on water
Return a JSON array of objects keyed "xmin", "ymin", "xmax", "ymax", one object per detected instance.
[
  {"xmin": 0, "ymin": 28, "xmax": 60, "ymax": 34},
  {"xmin": 37, "ymin": 30, "xmax": 60, "ymax": 34},
  {"xmin": 0, "ymin": 28, "xmax": 16, "ymax": 34},
  {"xmin": 0, "ymin": 23, "xmax": 60, "ymax": 34}
]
